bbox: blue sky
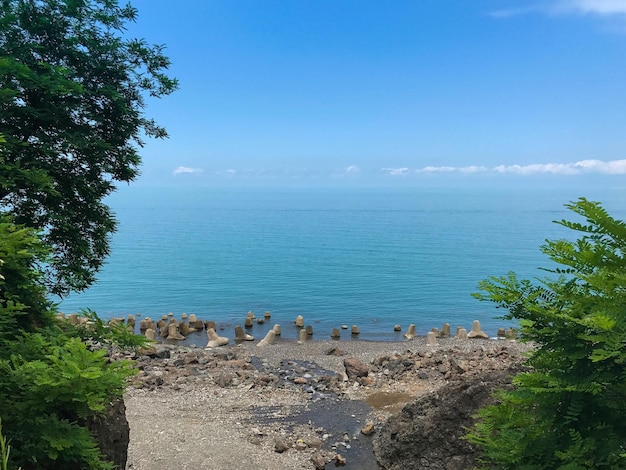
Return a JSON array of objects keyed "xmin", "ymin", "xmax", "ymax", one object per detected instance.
[{"xmin": 127, "ymin": 0, "xmax": 626, "ymax": 187}]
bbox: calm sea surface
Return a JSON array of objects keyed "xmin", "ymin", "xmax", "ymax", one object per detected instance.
[{"xmin": 58, "ymin": 186, "xmax": 626, "ymax": 341}]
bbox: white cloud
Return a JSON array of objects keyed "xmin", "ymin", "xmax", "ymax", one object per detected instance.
[
  {"xmin": 493, "ymin": 159, "xmax": 626, "ymax": 175},
  {"xmin": 417, "ymin": 165, "xmax": 488, "ymax": 174},
  {"xmin": 173, "ymin": 166, "xmax": 203, "ymax": 175},
  {"xmin": 489, "ymin": 0, "xmax": 626, "ymax": 18},
  {"xmin": 561, "ymin": 0, "xmax": 626, "ymax": 15},
  {"xmin": 382, "ymin": 167, "xmax": 410, "ymax": 176},
  {"xmin": 345, "ymin": 165, "xmax": 360, "ymax": 174}
]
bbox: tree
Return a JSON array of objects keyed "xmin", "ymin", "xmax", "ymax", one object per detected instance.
[
  {"xmin": 466, "ymin": 198, "xmax": 626, "ymax": 469},
  {"xmin": 0, "ymin": 0, "xmax": 178, "ymax": 295}
]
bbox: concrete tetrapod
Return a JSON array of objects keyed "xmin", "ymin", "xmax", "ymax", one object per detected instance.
[
  {"xmin": 206, "ymin": 328, "xmax": 229, "ymax": 348},
  {"xmin": 257, "ymin": 330, "xmax": 276, "ymax": 347}
]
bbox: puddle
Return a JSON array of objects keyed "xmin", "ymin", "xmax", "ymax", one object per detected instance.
[
  {"xmin": 365, "ymin": 391, "xmax": 414, "ymax": 414},
  {"xmin": 253, "ymin": 399, "xmax": 379, "ymax": 470}
]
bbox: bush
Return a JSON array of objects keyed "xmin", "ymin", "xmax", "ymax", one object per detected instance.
[
  {"xmin": 0, "ymin": 217, "xmax": 141, "ymax": 469},
  {"xmin": 466, "ymin": 198, "xmax": 626, "ymax": 469}
]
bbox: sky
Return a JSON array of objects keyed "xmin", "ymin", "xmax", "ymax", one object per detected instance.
[{"xmin": 125, "ymin": 0, "xmax": 626, "ymax": 188}]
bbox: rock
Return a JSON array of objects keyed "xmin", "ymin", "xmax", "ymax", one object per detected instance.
[
  {"xmin": 335, "ymin": 453, "xmax": 347, "ymax": 466},
  {"xmin": 264, "ymin": 311, "xmax": 271, "ymax": 319},
  {"xmin": 456, "ymin": 328, "xmax": 468, "ymax": 340},
  {"xmin": 244, "ymin": 317, "xmax": 253, "ymax": 328},
  {"xmin": 256, "ymin": 317, "xmax": 265, "ymax": 324},
  {"xmin": 305, "ymin": 325, "xmax": 314, "ymax": 336},
  {"xmin": 404, "ymin": 324, "xmax": 416, "ymax": 340},
  {"xmin": 497, "ymin": 327, "xmax": 506, "ymax": 338},
  {"xmin": 144, "ymin": 328, "xmax": 156, "ymax": 340},
  {"xmin": 247, "ymin": 310, "xmax": 255, "ymax": 319},
  {"xmin": 295, "ymin": 315, "xmax": 304, "ymax": 327},
  {"xmin": 330, "ymin": 328, "xmax": 341, "ymax": 339},
  {"xmin": 344, "ymin": 357, "xmax": 369, "ymax": 380},
  {"xmin": 214, "ymin": 371, "xmax": 234, "ymax": 388},
  {"xmin": 373, "ymin": 368, "xmax": 520, "ymax": 470},
  {"xmin": 325, "ymin": 347, "xmax": 345, "ymax": 356},
  {"xmin": 431, "ymin": 327, "xmax": 440, "ymax": 336},
  {"xmin": 341, "ymin": 325, "xmax": 348, "ymax": 329},
  {"xmin": 311, "ymin": 451, "xmax": 327, "ymax": 469},
  {"xmin": 393, "ymin": 324, "xmax": 401, "ymax": 332},
  {"xmin": 361, "ymin": 422, "xmax": 375, "ymax": 435},
  {"xmin": 273, "ymin": 324, "xmax": 281, "ymax": 335},
  {"xmin": 85, "ymin": 397, "xmax": 129, "ymax": 470},
  {"xmin": 274, "ymin": 436, "xmax": 291, "ymax": 453},
  {"xmin": 294, "ymin": 377, "xmax": 308, "ymax": 385},
  {"xmin": 441, "ymin": 323, "xmax": 451, "ymax": 338},
  {"xmin": 179, "ymin": 321, "xmax": 195, "ymax": 336},
  {"xmin": 295, "ymin": 439, "xmax": 308, "ymax": 451},
  {"xmin": 351, "ymin": 325, "xmax": 360, "ymax": 335}
]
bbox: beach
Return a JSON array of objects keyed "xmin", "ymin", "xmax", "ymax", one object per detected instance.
[{"xmin": 124, "ymin": 337, "xmax": 532, "ymax": 470}]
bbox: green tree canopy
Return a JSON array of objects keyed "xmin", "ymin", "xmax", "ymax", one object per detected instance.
[
  {"xmin": 0, "ymin": 0, "xmax": 177, "ymax": 295},
  {"xmin": 466, "ymin": 197, "xmax": 626, "ymax": 469}
]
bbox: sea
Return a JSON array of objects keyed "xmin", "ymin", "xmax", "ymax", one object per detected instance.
[{"xmin": 58, "ymin": 185, "xmax": 626, "ymax": 342}]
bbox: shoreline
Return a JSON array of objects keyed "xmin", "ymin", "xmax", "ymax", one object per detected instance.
[{"xmin": 125, "ymin": 336, "xmax": 531, "ymax": 469}]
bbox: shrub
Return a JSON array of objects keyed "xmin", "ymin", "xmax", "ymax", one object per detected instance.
[{"xmin": 466, "ymin": 198, "xmax": 626, "ymax": 469}]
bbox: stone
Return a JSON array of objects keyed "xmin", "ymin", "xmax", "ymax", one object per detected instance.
[
  {"xmin": 264, "ymin": 311, "xmax": 271, "ymax": 319},
  {"xmin": 235, "ymin": 325, "xmax": 254, "ymax": 341},
  {"xmin": 257, "ymin": 330, "xmax": 275, "ymax": 347},
  {"xmin": 373, "ymin": 368, "xmax": 522, "ymax": 470},
  {"xmin": 468, "ymin": 320, "xmax": 489, "ymax": 339},
  {"xmin": 344, "ymin": 357, "xmax": 369, "ymax": 380},
  {"xmin": 144, "ymin": 328, "xmax": 156, "ymax": 340},
  {"xmin": 427, "ymin": 331, "xmax": 438, "ymax": 346},
  {"xmin": 311, "ymin": 452, "xmax": 327, "ymax": 470},
  {"xmin": 167, "ymin": 312, "xmax": 174, "ymax": 317},
  {"xmin": 167, "ymin": 323, "xmax": 185, "ymax": 341},
  {"xmin": 505, "ymin": 328, "xmax": 517, "ymax": 340},
  {"xmin": 295, "ymin": 315, "xmax": 304, "ymax": 327},
  {"xmin": 256, "ymin": 317, "xmax": 265, "ymax": 324},
  {"xmin": 325, "ymin": 347, "xmax": 345, "ymax": 356},
  {"xmin": 341, "ymin": 325, "xmax": 348, "ymax": 329},
  {"xmin": 393, "ymin": 324, "xmax": 402, "ymax": 332},
  {"xmin": 305, "ymin": 325, "xmax": 314, "ymax": 336},
  {"xmin": 331, "ymin": 328, "xmax": 341, "ymax": 339},
  {"xmin": 206, "ymin": 328, "xmax": 229, "ymax": 348},
  {"xmin": 351, "ymin": 325, "xmax": 360, "ymax": 335},
  {"xmin": 361, "ymin": 422, "xmax": 375, "ymax": 435},
  {"xmin": 441, "ymin": 323, "xmax": 451, "ymax": 338},
  {"xmin": 273, "ymin": 324, "xmax": 281, "ymax": 336},
  {"xmin": 335, "ymin": 453, "xmax": 347, "ymax": 466},
  {"xmin": 274, "ymin": 436, "xmax": 291, "ymax": 453},
  {"xmin": 294, "ymin": 377, "xmax": 308, "ymax": 385},
  {"xmin": 456, "ymin": 328, "xmax": 468, "ymax": 340},
  {"xmin": 404, "ymin": 324, "xmax": 416, "ymax": 340}
]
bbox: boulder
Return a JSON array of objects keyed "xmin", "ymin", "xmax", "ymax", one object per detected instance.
[
  {"xmin": 344, "ymin": 357, "xmax": 369, "ymax": 380},
  {"xmin": 85, "ymin": 397, "xmax": 129, "ymax": 470},
  {"xmin": 373, "ymin": 368, "xmax": 519, "ymax": 470}
]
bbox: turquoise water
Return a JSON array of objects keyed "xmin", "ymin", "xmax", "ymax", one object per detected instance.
[{"xmin": 58, "ymin": 186, "xmax": 626, "ymax": 341}]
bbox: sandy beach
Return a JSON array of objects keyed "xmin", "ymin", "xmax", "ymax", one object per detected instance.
[{"xmin": 124, "ymin": 337, "xmax": 531, "ymax": 470}]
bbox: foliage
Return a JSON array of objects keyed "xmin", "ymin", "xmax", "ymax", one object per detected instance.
[
  {"xmin": 0, "ymin": 218, "xmax": 140, "ymax": 469},
  {"xmin": 0, "ymin": 0, "xmax": 178, "ymax": 295},
  {"xmin": 0, "ymin": 214, "xmax": 54, "ymax": 339},
  {"xmin": 466, "ymin": 198, "xmax": 626, "ymax": 469},
  {"xmin": 66, "ymin": 308, "xmax": 150, "ymax": 351}
]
